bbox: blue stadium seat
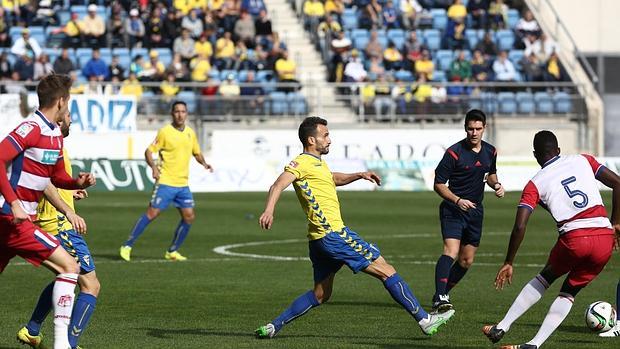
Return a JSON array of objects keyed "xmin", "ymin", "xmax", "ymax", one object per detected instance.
[
  {"xmin": 432, "ymin": 70, "xmax": 447, "ymax": 82},
  {"xmin": 57, "ymin": 10, "xmax": 71, "ymax": 25},
  {"xmin": 465, "ymin": 29, "xmax": 479, "ymax": 50},
  {"xmin": 208, "ymin": 69, "xmax": 220, "ymax": 80},
  {"xmin": 287, "ymin": 92, "xmax": 307, "ymax": 115},
  {"xmin": 496, "ymin": 29, "xmax": 515, "ymax": 51},
  {"xmin": 99, "ymin": 47, "xmax": 112, "ymax": 57},
  {"xmin": 516, "ymin": 92, "xmax": 535, "ymax": 114},
  {"xmin": 112, "ymin": 47, "xmax": 130, "ymax": 57},
  {"xmin": 28, "ymin": 26, "xmax": 44, "ymax": 36},
  {"xmin": 431, "ymin": 8, "xmax": 448, "ymax": 30},
  {"xmin": 31, "ymin": 32, "xmax": 46, "ymax": 48},
  {"xmin": 535, "ymin": 91, "xmax": 554, "ymax": 113},
  {"xmin": 9, "ymin": 26, "xmax": 23, "ymax": 38},
  {"xmin": 423, "ymin": 29, "xmax": 441, "ymax": 51},
  {"xmin": 507, "ymin": 9, "xmax": 520, "ymax": 29},
  {"xmin": 75, "ymin": 47, "xmax": 92, "ymax": 57},
  {"xmin": 220, "ymin": 69, "xmax": 238, "ymax": 81},
  {"xmin": 177, "ymin": 91, "xmax": 197, "ymax": 113},
  {"xmin": 116, "ymin": 52, "xmax": 131, "ymax": 70},
  {"xmin": 342, "ymin": 11, "xmax": 358, "ymax": 31},
  {"xmin": 71, "ymin": 5, "xmax": 88, "ymax": 18},
  {"xmin": 154, "ymin": 48, "xmax": 173, "ymax": 66},
  {"xmin": 394, "ymin": 70, "xmax": 414, "ymax": 82},
  {"xmin": 131, "ymin": 48, "xmax": 148, "ymax": 59},
  {"xmin": 436, "ymin": 50, "xmax": 453, "ymax": 71},
  {"xmin": 45, "ymin": 26, "xmax": 65, "ymax": 47},
  {"xmin": 237, "ymin": 70, "xmax": 249, "ymax": 82},
  {"xmin": 554, "ymin": 91, "xmax": 572, "ymax": 113},
  {"xmin": 508, "ymin": 50, "xmax": 525, "ymax": 71},
  {"xmin": 377, "ymin": 30, "xmax": 388, "ymax": 49},
  {"xmin": 269, "ymin": 92, "xmax": 288, "ymax": 115},
  {"xmin": 452, "ymin": 50, "xmax": 471, "ymax": 60},
  {"xmin": 352, "ymin": 29, "xmax": 370, "ymax": 51},
  {"xmin": 468, "ymin": 95, "xmax": 482, "ymax": 110},
  {"xmin": 387, "ymin": 29, "xmax": 405, "ymax": 50},
  {"xmin": 256, "ymin": 70, "xmax": 274, "ymax": 82},
  {"xmin": 498, "ymin": 92, "xmax": 517, "ymax": 114},
  {"xmin": 482, "ymin": 92, "xmax": 497, "ymax": 113}
]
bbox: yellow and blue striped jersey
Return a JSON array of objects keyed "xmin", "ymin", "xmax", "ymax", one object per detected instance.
[
  {"xmin": 285, "ymin": 153, "xmax": 345, "ymax": 240},
  {"xmin": 148, "ymin": 124, "xmax": 201, "ymax": 187},
  {"xmin": 35, "ymin": 148, "xmax": 74, "ymax": 235}
]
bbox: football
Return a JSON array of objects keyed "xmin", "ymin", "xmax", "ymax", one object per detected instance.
[{"xmin": 585, "ymin": 301, "xmax": 617, "ymax": 332}]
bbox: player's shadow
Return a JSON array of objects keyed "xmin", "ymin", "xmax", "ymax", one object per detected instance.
[
  {"xmin": 327, "ymin": 300, "xmax": 400, "ymax": 309},
  {"xmin": 93, "ymin": 253, "xmax": 127, "ymax": 261},
  {"xmin": 141, "ymin": 328, "xmax": 247, "ymax": 339},
  {"xmin": 520, "ymin": 323, "xmax": 592, "ymax": 335}
]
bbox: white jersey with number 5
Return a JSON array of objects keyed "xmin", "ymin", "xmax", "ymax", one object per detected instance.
[{"xmin": 518, "ymin": 154, "xmax": 612, "ymax": 234}]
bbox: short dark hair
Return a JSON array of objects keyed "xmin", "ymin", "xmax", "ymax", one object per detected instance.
[
  {"xmin": 171, "ymin": 100, "xmax": 187, "ymax": 112},
  {"xmin": 298, "ymin": 117, "xmax": 327, "ymax": 147},
  {"xmin": 464, "ymin": 109, "xmax": 486, "ymax": 126},
  {"xmin": 533, "ymin": 130, "xmax": 558, "ymax": 156},
  {"xmin": 37, "ymin": 74, "xmax": 72, "ymax": 108}
]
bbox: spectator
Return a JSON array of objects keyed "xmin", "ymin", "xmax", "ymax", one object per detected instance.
[
  {"xmin": 5, "ymin": 71, "xmax": 28, "ymax": 94},
  {"xmin": 414, "ymin": 49, "xmax": 434, "ymax": 80},
  {"xmin": 365, "ymin": 30, "xmax": 383, "ymax": 58},
  {"xmin": 125, "ymin": 8, "xmax": 145, "ymax": 48},
  {"xmin": 240, "ymin": 71, "xmax": 265, "ymax": 115},
  {"xmin": 515, "ymin": 9, "xmax": 540, "ymax": 41},
  {"xmin": 366, "ymin": 0, "xmax": 383, "ymax": 29},
  {"xmin": 403, "ymin": 30, "xmax": 425, "ymax": 70},
  {"xmin": 304, "ymin": 0, "xmax": 325, "ymax": 33},
  {"xmin": 400, "ymin": 0, "xmax": 423, "ymax": 30},
  {"xmin": 467, "ymin": 0, "xmax": 489, "ymax": 29},
  {"xmin": 219, "ymin": 73, "xmax": 241, "ymax": 114},
  {"xmin": 487, "ymin": 0, "xmax": 507, "ymax": 30},
  {"xmin": 0, "ymin": 50, "xmax": 11, "ymax": 79},
  {"xmin": 526, "ymin": 32, "xmax": 558, "ymax": 62},
  {"xmin": 382, "ymin": 0, "xmax": 400, "ymax": 29},
  {"xmin": 373, "ymin": 74, "xmax": 396, "ymax": 120},
  {"xmin": 266, "ymin": 31, "xmax": 287, "ymax": 67},
  {"xmin": 471, "ymin": 49, "xmax": 491, "ymax": 82},
  {"xmin": 233, "ymin": 40, "xmax": 252, "ymax": 70},
  {"xmin": 81, "ymin": 4, "xmax": 106, "ymax": 47},
  {"xmin": 445, "ymin": 15, "xmax": 466, "ymax": 50},
  {"xmin": 167, "ymin": 53, "xmax": 190, "ymax": 82},
  {"xmin": 107, "ymin": 10, "xmax": 125, "ymax": 48},
  {"xmin": 253, "ymin": 43, "xmax": 269, "ymax": 70},
  {"xmin": 215, "ymin": 31, "xmax": 235, "ymax": 70},
  {"xmin": 383, "ymin": 41, "xmax": 403, "ymax": 70},
  {"xmin": 449, "ymin": 50, "xmax": 472, "ymax": 81},
  {"xmin": 82, "ymin": 48, "xmax": 108, "ymax": 81},
  {"xmin": 33, "ymin": 53, "xmax": 53, "ymax": 81},
  {"xmin": 521, "ymin": 52, "xmax": 543, "ymax": 82},
  {"xmin": 275, "ymin": 50, "xmax": 300, "ymax": 93},
  {"xmin": 492, "ymin": 50, "xmax": 516, "ymax": 82},
  {"xmin": 142, "ymin": 50, "xmax": 166, "ymax": 81},
  {"xmin": 412, "ymin": 74, "xmax": 432, "ymax": 103},
  {"xmin": 222, "ymin": 0, "xmax": 242, "ymax": 33},
  {"xmin": 108, "ymin": 55, "xmax": 126, "ymax": 81},
  {"xmin": 344, "ymin": 49, "xmax": 367, "ymax": 83},
  {"xmin": 182, "ymin": 8, "xmax": 204, "ymax": 39},
  {"xmin": 318, "ymin": 15, "xmax": 342, "ymax": 41},
  {"xmin": 255, "ymin": 9, "xmax": 272, "ymax": 38},
  {"xmin": 160, "ymin": 73, "xmax": 180, "ymax": 100},
  {"xmin": 544, "ymin": 52, "xmax": 568, "ymax": 82},
  {"xmin": 324, "ymin": 0, "xmax": 344, "ymax": 24},
  {"xmin": 162, "ymin": 9, "xmax": 179, "ymax": 48},
  {"xmin": 103, "ymin": 76, "xmax": 121, "ymax": 95},
  {"xmin": 120, "ymin": 72, "xmax": 143, "ymax": 98},
  {"xmin": 195, "ymin": 33, "xmax": 213, "ymax": 60},
  {"xmin": 11, "ymin": 28, "xmax": 41, "ymax": 58},
  {"xmin": 146, "ymin": 7, "xmax": 165, "ymax": 48},
  {"xmin": 331, "ymin": 29, "xmax": 351, "ymax": 53},
  {"xmin": 475, "ymin": 31, "xmax": 498, "ymax": 59},
  {"xmin": 53, "ymin": 48, "xmax": 74, "ymax": 75},
  {"xmin": 190, "ymin": 52, "xmax": 212, "ymax": 82},
  {"xmin": 173, "ymin": 28, "xmax": 196, "ymax": 64},
  {"xmin": 241, "ymin": 0, "xmax": 266, "ymax": 17},
  {"xmin": 447, "ymin": 0, "xmax": 467, "ymax": 22},
  {"xmin": 234, "ymin": 11, "xmax": 256, "ymax": 47},
  {"xmin": 33, "ymin": 0, "xmax": 57, "ymax": 27},
  {"xmin": 84, "ymin": 76, "xmax": 104, "ymax": 95},
  {"xmin": 368, "ymin": 55, "xmax": 385, "ymax": 76},
  {"xmin": 0, "ymin": 8, "xmax": 9, "ymax": 48},
  {"xmin": 129, "ymin": 54, "xmax": 145, "ymax": 79},
  {"xmin": 13, "ymin": 52, "xmax": 34, "ymax": 81},
  {"xmin": 329, "ymin": 31, "xmax": 350, "ymax": 82}
]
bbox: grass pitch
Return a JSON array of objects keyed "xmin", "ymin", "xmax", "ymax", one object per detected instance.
[{"xmin": 0, "ymin": 191, "xmax": 618, "ymax": 349}]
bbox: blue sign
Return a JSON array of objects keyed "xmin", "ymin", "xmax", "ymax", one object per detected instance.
[{"xmin": 70, "ymin": 95, "xmax": 137, "ymax": 132}]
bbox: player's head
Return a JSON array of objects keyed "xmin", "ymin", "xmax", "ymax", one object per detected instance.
[
  {"xmin": 37, "ymin": 73, "xmax": 72, "ymax": 123},
  {"xmin": 170, "ymin": 100, "xmax": 188, "ymax": 127},
  {"xmin": 464, "ymin": 109, "xmax": 486, "ymax": 147},
  {"xmin": 298, "ymin": 116, "xmax": 330, "ymax": 155},
  {"xmin": 533, "ymin": 130, "xmax": 560, "ymax": 166}
]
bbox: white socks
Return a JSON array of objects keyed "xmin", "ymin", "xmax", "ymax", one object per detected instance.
[
  {"xmin": 497, "ymin": 275, "xmax": 548, "ymax": 332},
  {"xmin": 527, "ymin": 294, "xmax": 574, "ymax": 347},
  {"xmin": 53, "ymin": 273, "xmax": 78, "ymax": 349}
]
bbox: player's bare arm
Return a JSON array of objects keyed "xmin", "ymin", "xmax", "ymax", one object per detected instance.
[
  {"xmin": 43, "ymin": 183, "xmax": 87, "ymax": 234},
  {"xmin": 332, "ymin": 171, "xmax": 381, "ymax": 186},
  {"xmin": 486, "ymin": 174, "xmax": 505, "ymax": 198},
  {"xmin": 145, "ymin": 148, "xmax": 160, "ymax": 180},
  {"xmin": 194, "ymin": 153, "xmax": 214, "ymax": 172},
  {"xmin": 73, "ymin": 189, "xmax": 88, "ymax": 200},
  {"xmin": 495, "ymin": 207, "xmax": 533, "ymax": 290},
  {"xmin": 595, "ymin": 166, "xmax": 620, "ymax": 249},
  {"xmin": 259, "ymin": 171, "xmax": 296, "ymax": 230},
  {"xmin": 434, "ymin": 182, "xmax": 477, "ymax": 211}
]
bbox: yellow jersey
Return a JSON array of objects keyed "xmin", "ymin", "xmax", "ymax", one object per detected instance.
[
  {"xmin": 285, "ymin": 153, "xmax": 345, "ymax": 240},
  {"xmin": 149, "ymin": 124, "xmax": 201, "ymax": 187},
  {"xmin": 35, "ymin": 148, "xmax": 74, "ymax": 235}
]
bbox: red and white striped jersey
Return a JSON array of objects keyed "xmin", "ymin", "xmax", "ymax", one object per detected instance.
[
  {"xmin": 518, "ymin": 154, "xmax": 612, "ymax": 235},
  {"xmin": 0, "ymin": 110, "xmax": 67, "ymax": 217}
]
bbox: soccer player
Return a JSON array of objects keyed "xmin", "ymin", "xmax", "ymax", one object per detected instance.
[
  {"xmin": 482, "ymin": 130, "xmax": 620, "ymax": 349},
  {"xmin": 432, "ymin": 109, "xmax": 504, "ymax": 312},
  {"xmin": 120, "ymin": 101, "xmax": 213, "ymax": 261},
  {"xmin": 17, "ymin": 114, "xmax": 98, "ymax": 349},
  {"xmin": 0, "ymin": 74, "xmax": 95, "ymax": 349},
  {"xmin": 254, "ymin": 117, "xmax": 455, "ymax": 339},
  {"xmin": 599, "ymin": 281, "xmax": 620, "ymax": 337}
]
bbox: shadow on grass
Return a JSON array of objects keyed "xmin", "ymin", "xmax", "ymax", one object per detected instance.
[{"xmin": 326, "ymin": 300, "xmax": 400, "ymax": 309}]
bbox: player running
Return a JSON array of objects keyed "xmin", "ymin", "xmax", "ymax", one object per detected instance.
[
  {"xmin": 431, "ymin": 109, "xmax": 504, "ymax": 312},
  {"xmin": 483, "ymin": 130, "xmax": 620, "ymax": 349},
  {"xmin": 255, "ymin": 117, "xmax": 455, "ymax": 339},
  {"xmin": 17, "ymin": 113, "xmax": 98, "ymax": 349},
  {"xmin": 0, "ymin": 74, "xmax": 95, "ymax": 349},
  {"xmin": 120, "ymin": 101, "xmax": 212, "ymax": 262}
]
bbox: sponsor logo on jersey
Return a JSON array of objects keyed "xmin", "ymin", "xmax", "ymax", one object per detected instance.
[
  {"xmin": 41, "ymin": 150, "xmax": 61, "ymax": 165},
  {"xmin": 15, "ymin": 123, "xmax": 34, "ymax": 138},
  {"xmin": 289, "ymin": 161, "xmax": 299, "ymax": 168}
]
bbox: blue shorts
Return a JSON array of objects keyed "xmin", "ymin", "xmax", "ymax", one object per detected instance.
[
  {"xmin": 57, "ymin": 229, "xmax": 95, "ymax": 274},
  {"xmin": 150, "ymin": 184, "xmax": 195, "ymax": 210},
  {"xmin": 439, "ymin": 201, "xmax": 483, "ymax": 247},
  {"xmin": 308, "ymin": 227, "xmax": 381, "ymax": 283}
]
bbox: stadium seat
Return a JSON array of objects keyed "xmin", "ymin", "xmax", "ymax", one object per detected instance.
[
  {"xmin": 57, "ymin": 10, "xmax": 71, "ymax": 25},
  {"xmin": 387, "ymin": 29, "xmax": 405, "ymax": 50},
  {"xmin": 177, "ymin": 91, "xmax": 197, "ymax": 113},
  {"xmin": 131, "ymin": 48, "xmax": 148, "ymax": 59},
  {"xmin": 482, "ymin": 92, "xmax": 497, "ymax": 113},
  {"xmin": 287, "ymin": 92, "xmax": 308, "ymax": 115},
  {"xmin": 507, "ymin": 9, "xmax": 520, "ymax": 29},
  {"xmin": 516, "ymin": 91, "xmax": 535, "ymax": 114},
  {"xmin": 116, "ymin": 52, "xmax": 131, "ymax": 70},
  {"xmin": 154, "ymin": 48, "xmax": 173, "ymax": 66},
  {"xmin": 352, "ymin": 29, "xmax": 370, "ymax": 51},
  {"xmin": 432, "ymin": 70, "xmax": 447, "ymax": 82},
  {"xmin": 220, "ymin": 69, "xmax": 238, "ymax": 81},
  {"xmin": 237, "ymin": 70, "xmax": 249, "ymax": 82},
  {"xmin": 508, "ymin": 50, "xmax": 525, "ymax": 71},
  {"xmin": 553, "ymin": 91, "xmax": 572, "ymax": 113},
  {"xmin": 394, "ymin": 70, "xmax": 414, "ymax": 82},
  {"xmin": 431, "ymin": 9, "xmax": 448, "ymax": 30},
  {"xmin": 534, "ymin": 91, "xmax": 554, "ymax": 113},
  {"xmin": 496, "ymin": 30, "xmax": 515, "ymax": 51},
  {"xmin": 45, "ymin": 26, "xmax": 65, "ymax": 47},
  {"xmin": 465, "ymin": 29, "xmax": 479, "ymax": 49},
  {"xmin": 208, "ymin": 69, "xmax": 220, "ymax": 80},
  {"xmin": 498, "ymin": 92, "xmax": 517, "ymax": 114},
  {"xmin": 436, "ymin": 50, "xmax": 453, "ymax": 71},
  {"xmin": 72, "ymin": 5, "xmax": 88, "ymax": 18},
  {"xmin": 423, "ymin": 29, "xmax": 441, "ymax": 51},
  {"xmin": 31, "ymin": 32, "xmax": 46, "ymax": 48},
  {"xmin": 256, "ymin": 70, "xmax": 274, "ymax": 82},
  {"xmin": 269, "ymin": 92, "xmax": 288, "ymax": 115},
  {"xmin": 342, "ymin": 11, "xmax": 358, "ymax": 31}
]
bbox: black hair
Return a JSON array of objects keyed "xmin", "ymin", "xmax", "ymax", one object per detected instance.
[
  {"xmin": 298, "ymin": 117, "xmax": 328, "ymax": 147},
  {"xmin": 533, "ymin": 130, "xmax": 558, "ymax": 156},
  {"xmin": 464, "ymin": 109, "xmax": 486, "ymax": 126},
  {"xmin": 171, "ymin": 100, "xmax": 187, "ymax": 112}
]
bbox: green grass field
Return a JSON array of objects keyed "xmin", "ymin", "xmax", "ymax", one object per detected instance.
[{"xmin": 0, "ymin": 191, "xmax": 618, "ymax": 349}]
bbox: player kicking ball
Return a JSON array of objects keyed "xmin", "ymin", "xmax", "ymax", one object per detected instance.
[
  {"xmin": 483, "ymin": 131, "xmax": 620, "ymax": 348},
  {"xmin": 255, "ymin": 117, "xmax": 455, "ymax": 339}
]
